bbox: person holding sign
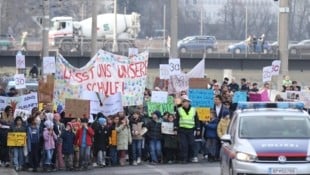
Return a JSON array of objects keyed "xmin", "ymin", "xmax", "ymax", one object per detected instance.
[
  {"xmin": 43, "ymin": 120, "xmax": 57, "ymax": 172},
  {"xmin": 162, "ymin": 114, "xmax": 178, "ymax": 164},
  {"xmin": 175, "ymin": 95, "xmax": 200, "ymax": 164},
  {"xmin": 0, "ymin": 105, "xmax": 14, "ymax": 167},
  {"xmin": 10, "ymin": 116, "xmax": 26, "ymax": 171}
]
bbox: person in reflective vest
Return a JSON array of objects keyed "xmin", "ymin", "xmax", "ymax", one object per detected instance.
[{"xmin": 175, "ymin": 95, "xmax": 201, "ymax": 163}]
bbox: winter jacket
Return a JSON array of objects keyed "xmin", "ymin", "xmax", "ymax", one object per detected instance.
[
  {"xmin": 129, "ymin": 117, "xmax": 146, "ymax": 140},
  {"xmin": 108, "ymin": 124, "xmax": 117, "ymax": 146},
  {"xmin": 217, "ymin": 117, "xmax": 231, "ymax": 138},
  {"xmin": 74, "ymin": 126, "xmax": 95, "ymax": 147},
  {"xmin": 61, "ymin": 130, "xmax": 75, "ymax": 155},
  {"xmin": 43, "ymin": 128, "xmax": 57, "ymax": 150},
  {"xmin": 146, "ymin": 120, "xmax": 162, "ymax": 140},
  {"xmin": 27, "ymin": 125, "xmax": 41, "ymax": 152},
  {"xmin": 204, "ymin": 118, "xmax": 219, "ymax": 139},
  {"xmin": 94, "ymin": 125, "xmax": 110, "ymax": 151},
  {"xmin": 116, "ymin": 124, "xmax": 132, "ymax": 150}
]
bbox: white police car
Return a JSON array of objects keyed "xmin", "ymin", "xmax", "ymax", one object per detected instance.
[{"xmin": 220, "ymin": 102, "xmax": 310, "ymax": 175}]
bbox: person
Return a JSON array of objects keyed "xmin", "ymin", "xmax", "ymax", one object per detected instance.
[
  {"xmin": 228, "ymin": 78, "xmax": 239, "ymax": 93},
  {"xmin": 93, "ymin": 117, "xmax": 110, "ymax": 167},
  {"xmin": 10, "ymin": 116, "xmax": 26, "ymax": 171},
  {"xmin": 146, "ymin": 111, "xmax": 162, "ymax": 164},
  {"xmin": 29, "ymin": 64, "xmax": 39, "ymax": 78},
  {"xmin": 214, "ymin": 95, "xmax": 229, "ymax": 119},
  {"xmin": 27, "ymin": 116, "xmax": 41, "ymax": 172},
  {"xmin": 217, "ymin": 110, "xmax": 231, "ymax": 139},
  {"xmin": 240, "ymin": 78, "xmax": 249, "ymax": 92},
  {"xmin": 54, "ymin": 113, "xmax": 65, "ymax": 170},
  {"xmin": 60, "ymin": 122, "xmax": 75, "ymax": 171},
  {"xmin": 43, "ymin": 120, "xmax": 58, "ymax": 172},
  {"xmin": 74, "ymin": 118, "xmax": 95, "ymax": 170},
  {"xmin": 116, "ymin": 116, "xmax": 132, "ymax": 166},
  {"xmin": 204, "ymin": 111, "xmax": 219, "ymax": 162},
  {"xmin": 129, "ymin": 109, "xmax": 147, "ymax": 165},
  {"xmin": 175, "ymin": 95, "xmax": 200, "ymax": 164},
  {"xmin": 250, "ymin": 82, "xmax": 259, "ymax": 92},
  {"xmin": 0, "ymin": 105, "xmax": 14, "ymax": 167},
  {"xmin": 162, "ymin": 114, "xmax": 178, "ymax": 164},
  {"xmin": 252, "ymin": 35, "xmax": 257, "ymax": 52},
  {"xmin": 21, "ymin": 31, "xmax": 28, "ymax": 51},
  {"xmin": 108, "ymin": 115, "xmax": 119, "ymax": 166}
]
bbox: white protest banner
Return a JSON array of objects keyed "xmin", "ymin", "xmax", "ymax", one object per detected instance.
[
  {"xmin": 262, "ymin": 66, "xmax": 272, "ymax": 82},
  {"xmin": 186, "ymin": 59, "xmax": 205, "ymax": 78},
  {"xmin": 0, "ymin": 93, "xmax": 38, "ymax": 111},
  {"xmin": 151, "ymin": 91, "xmax": 168, "ymax": 103},
  {"xmin": 81, "ymin": 91, "xmax": 105, "ymax": 115},
  {"xmin": 43, "ymin": 56, "xmax": 56, "ymax": 74},
  {"xmin": 159, "ymin": 64, "xmax": 170, "ymax": 80},
  {"xmin": 168, "ymin": 73, "xmax": 189, "ymax": 93},
  {"xmin": 128, "ymin": 48, "xmax": 139, "ymax": 57},
  {"xmin": 14, "ymin": 109, "xmax": 31, "ymax": 122},
  {"xmin": 161, "ymin": 122, "xmax": 175, "ymax": 135},
  {"xmin": 169, "ymin": 58, "xmax": 181, "ymax": 75},
  {"xmin": 271, "ymin": 60, "xmax": 281, "ymax": 76},
  {"xmin": 16, "ymin": 54, "xmax": 25, "ymax": 69},
  {"xmin": 300, "ymin": 90, "xmax": 310, "ymax": 108},
  {"xmin": 14, "ymin": 74, "xmax": 26, "ymax": 89},
  {"xmin": 101, "ymin": 92, "xmax": 123, "ymax": 116}
]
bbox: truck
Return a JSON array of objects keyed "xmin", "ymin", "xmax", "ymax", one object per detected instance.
[{"xmin": 48, "ymin": 12, "xmax": 140, "ymax": 52}]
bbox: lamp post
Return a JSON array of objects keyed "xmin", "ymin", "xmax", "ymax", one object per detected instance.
[
  {"xmin": 112, "ymin": 0, "xmax": 119, "ymax": 52},
  {"xmin": 42, "ymin": 0, "xmax": 49, "ymax": 75}
]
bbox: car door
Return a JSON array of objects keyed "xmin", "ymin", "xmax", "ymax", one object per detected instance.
[
  {"xmin": 185, "ymin": 38, "xmax": 198, "ymax": 53},
  {"xmin": 302, "ymin": 41, "xmax": 310, "ymax": 54},
  {"xmin": 221, "ymin": 115, "xmax": 238, "ymax": 175}
]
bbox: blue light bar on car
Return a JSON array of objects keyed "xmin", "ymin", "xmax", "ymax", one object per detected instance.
[{"xmin": 237, "ymin": 102, "xmax": 304, "ymax": 110}]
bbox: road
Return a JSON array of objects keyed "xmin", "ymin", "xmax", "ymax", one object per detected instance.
[{"xmin": 17, "ymin": 162, "xmax": 220, "ymax": 175}]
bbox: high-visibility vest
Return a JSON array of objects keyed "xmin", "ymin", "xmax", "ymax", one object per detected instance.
[{"xmin": 178, "ymin": 107, "xmax": 196, "ymax": 129}]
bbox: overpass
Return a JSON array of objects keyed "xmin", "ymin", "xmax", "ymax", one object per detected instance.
[{"xmin": 0, "ymin": 50, "xmax": 309, "ymax": 88}]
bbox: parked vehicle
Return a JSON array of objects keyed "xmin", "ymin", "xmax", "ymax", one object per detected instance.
[
  {"xmin": 0, "ymin": 34, "xmax": 15, "ymax": 50},
  {"xmin": 227, "ymin": 40, "xmax": 271, "ymax": 54},
  {"xmin": 177, "ymin": 35, "xmax": 218, "ymax": 54},
  {"xmin": 289, "ymin": 40, "xmax": 310, "ymax": 55},
  {"xmin": 270, "ymin": 41, "xmax": 298, "ymax": 54}
]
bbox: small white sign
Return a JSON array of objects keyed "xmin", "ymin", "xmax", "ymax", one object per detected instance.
[
  {"xmin": 161, "ymin": 122, "xmax": 175, "ymax": 135},
  {"xmin": 14, "ymin": 74, "xmax": 26, "ymax": 89},
  {"xmin": 43, "ymin": 56, "xmax": 56, "ymax": 74},
  {"xmin": 151, "ymin": 91, "xmax": 168, "ymax": 103},
  {"xmin": 16, "ymin": 54, "xmax": 25, "ymax": 69},
  {"xmin": 271, "ymin": 60, "xmax": 281, "ymax": 76},
  {"xmin": 262, "ymin": 66, "xmax": 272, "ymax": 82},
  {"xmin": 128, "ymin": 48, "xmax": 139, "ymax": 57},
  {"xmin": 169, "ymin": 58, "xmax": 181, "ymax": 75},
  {"xmin": 159, "ymin": 64, "xmax": 170, "ymax": 80}
]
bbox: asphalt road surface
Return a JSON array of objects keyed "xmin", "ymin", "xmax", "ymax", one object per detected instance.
[{"xmin": 17, "ymin": 162, "xmax": 220, "ymax": 175}]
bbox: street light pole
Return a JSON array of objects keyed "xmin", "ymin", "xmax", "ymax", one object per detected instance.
[
  {"xmin": 112, "ymin": 0, "xmax": 119, "ymax": 52},
  {"xmin": 277, "ymin": 0, "xmax": 289, "ymax": 90},
  {"xmin": 200, "ymin": 7, "xmax": 203, "ymax": 36},
  {"xmin": 163, "ymin": 4, "xmax": 166, "ymax": 53},
  {"xmin": 170, "ymin": 0, "xmax": 178, "ymax": 58},
  {"xmin": 42, "ymin": 0, "xmax": 49, "ymax": 74},
  {"xmin": 91, "ymin": 0, "xmax": 98, "ymax": 57}
]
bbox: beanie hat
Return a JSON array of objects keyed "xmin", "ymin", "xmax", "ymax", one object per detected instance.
[
  {"xmin": 98, "ymin": 117, "xmax": 106, "ymax": 125},
  {"xmin": 44, "ymin": 120, "xmax": 54, "ymax": 128},
  {"xmin": 152, "ymin": 110, "xmax": 161, "ymax": 118},
  {"xmin": 222, "ymin": 110, "xmax": 230, "ymax": 117}
]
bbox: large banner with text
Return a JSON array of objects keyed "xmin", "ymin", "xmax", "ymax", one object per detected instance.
[
  {"xmin": 54, "ymin": 50, "xmax": 149, "ymax": 107},
  {"xmin": 0, "ymin": 93, "xmax": 38, "ymax": 111}
]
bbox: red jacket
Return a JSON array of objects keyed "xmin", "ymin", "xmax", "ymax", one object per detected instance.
[{"xmin": 74, "ymin": 127, "xmax": 95, "ymax": 147}]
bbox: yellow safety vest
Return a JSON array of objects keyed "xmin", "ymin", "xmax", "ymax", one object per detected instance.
[{"xmin": 178, "ymin": 107, "xmax": 196, "ymax": 129}]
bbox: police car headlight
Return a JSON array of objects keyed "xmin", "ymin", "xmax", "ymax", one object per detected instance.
[{"xmin": 236, "ymin": 152, "xmax": 257, "ymax": 162}]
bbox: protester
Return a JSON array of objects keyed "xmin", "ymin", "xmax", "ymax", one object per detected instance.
[
  {"xmin": 93, "ymin": 117, "xmax": 110, "ymax": 167},
  {"xmin": 108, "ymin": 115, "xmax": 119, "ymax": 166},
  {"xmin": 27, "ymin": 116, "xmax": 41, "ymax": 172},
  {"xmin": 162, "ymin": 114, "xmax": 178, "ymax": 163},
  {"xmin": 217, "ymin": 110, "xmax": 231, "ymax": 139},
  {"xmin": 10, "ymin": 116, "xmax": 26, "ymax": 171},
  {"xmin": 43, "ymin": 120, "xmax": 57, "ymax": 172},
  {"xmin": 60, "ymin": 122, "xmax": 75, "ymax": 171},
  {"xmin": 116, "ymin": 115, "xmax": 132, "ymax": 166},
  {"xmin": 146, "ymin": 111, "xmax": 162, "ymax": 164},
  {"xmin": 204, "ymin": 112, "xmax": 219, "ymax": 162}
]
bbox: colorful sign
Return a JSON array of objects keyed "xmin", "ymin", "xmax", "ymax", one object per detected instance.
[
  {"xmin": 54, "ymin": 50, "xmax": 149, "ymax": 107},
  {"xmin": 196, "ymin": 107, "xmax": 211, "ymax": 122},
  {"xmin": 188, "ymin": 89, "xmax": 214, "ymax": 108},
  {"xmin": 147, "ymin": 96, "xmax": 174, "ymax": 117},
  {"xmin": 233, "ymin": 91, "xmax": 247, "ymax": 103},
  {"xmin": 7, "ymin": 132, "xmax": 26, "ymax": 146}
]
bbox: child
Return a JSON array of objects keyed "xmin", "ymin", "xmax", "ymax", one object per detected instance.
[
  {"xmin": 10, "ymin": 116, "xmax": 26, "ymax": 171},
  {"xmin": 74, "ymin": 118, "xmax": 95, "ymax": 170},
  {"xmin": 204, "ymin": 112, "xmax": 219, "ymax": 162},
  {"xmin": 43, "ymin": 120, "xmax": 57, "ymax": 171},
  {"xmin": 108, "ymin": 115, "xmax": 119, "ymax": 166},
  {"xmin": 129, "ymin": 109, "xmax": 147, "ymax": 165},
  {"xmin": 61, "ymin": 122, "xmax": 75, "ymax": 171},
  {"xmin": 54, "ymin": 113, "xmax": 65, "ymax": 170},
  {"xmin": 116, "ymin": 116, "xmax": 132, "ymax": 166},
  {"xmin": 146, "ymin": 111, "xmax": 162, "ymax": 164},
  {"xmin": 27, "ymin": 116, "xmax": 41, "ymax": 172},
  {"xmin": 94, "ymin": 118, "xmax": 110, "ymax": 167},
  {"xmin": 162, "ymin": 114, "xmax": 178, "ymax": 164}
]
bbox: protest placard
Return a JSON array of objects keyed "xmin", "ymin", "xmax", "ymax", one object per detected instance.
[
  {"xmin": 151, "ymin": 91, "xmax": 168, "ymax": 103},
  {"xmin": 161, "ymin": 122, "xmax": 175, "ymax": 135},
  {"xmin": 196, "ymin": 108, "xmax": 211, "ymax": 121},
  {"xmin": 168, "ymin": 73, "xmax": 189, "ymax": 93},
  {"xmin": 7, "ymin": 132, "xmax": 26, "ymax": 146},
  {"xmin": 263, "ymin": 66, "xmax": 272, "ymax": 82},
  {"xmin": 159, "ymin": 64, "xmax": 170, "ymax": 80},
  {"xmin": 14, "ymin": 74, "xmax": 26, "ymax": 89},
  {"xmin": 271, "ymin": 60, "xmax": 281, "ymax": 76},
  {"xmin": 147, "ymin": 96, "xmax": 174, "ymax": 117},
  {"xmin": 14, "ymin": 109, "xmax": 31, "ymax": 122},
  {"xmin": 189, "ymin": 78, "xmax": 210, "ymax": 89},
  {"xmin": 169, "ymin": 58, "xmax": 181, "ymax": 75},
  {"xmin": 43, "ymin": 56, "xmax": 56, "ymax": 74},
  {"xmin": 300, "ymin": 90, "xmax": 310, "ymax": 108},
  {"xmin": 16, "ymin": 54, "xmax": 25, "ymax": 69},
  {"xmin": 0, "ymin": 93, "xmax": 38, "ymax": 111},
  {"xmin": 188, "ymin": 89, "xmax": 214, "ymax": 108},
  {"xmin": 233, "ymin": 91, "xmax": 247, "ymax": 103},
  {"xmin": 38, "ymin": 75, "xmax": 54, "ymax": 103},
  {"xmin": 65, "ymin": 99, "xmax": 90, "ymax": 118}
]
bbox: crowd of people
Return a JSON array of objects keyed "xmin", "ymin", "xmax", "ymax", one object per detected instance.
[{"xmin": 0, "ymin": 76, "xmax": 304, "ymax": 172}]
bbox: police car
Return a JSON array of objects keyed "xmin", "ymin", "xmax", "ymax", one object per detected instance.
[{"xmin": 220, "ymin": 102, "xmax": 310, "ymax": 175}]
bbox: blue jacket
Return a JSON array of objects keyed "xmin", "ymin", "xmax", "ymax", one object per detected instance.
[
  {"xmin": 61, "ymin": 129, "xmax": 75, "ymax": 155},
  {"xmin": 204, "ymin": 118, "xmax": 219, "ymax": 139}
]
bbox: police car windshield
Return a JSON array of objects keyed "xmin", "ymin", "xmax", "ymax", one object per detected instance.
[{"xmin": 239, "ymin": 115, "xmax": 310, "ymax": 139}]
